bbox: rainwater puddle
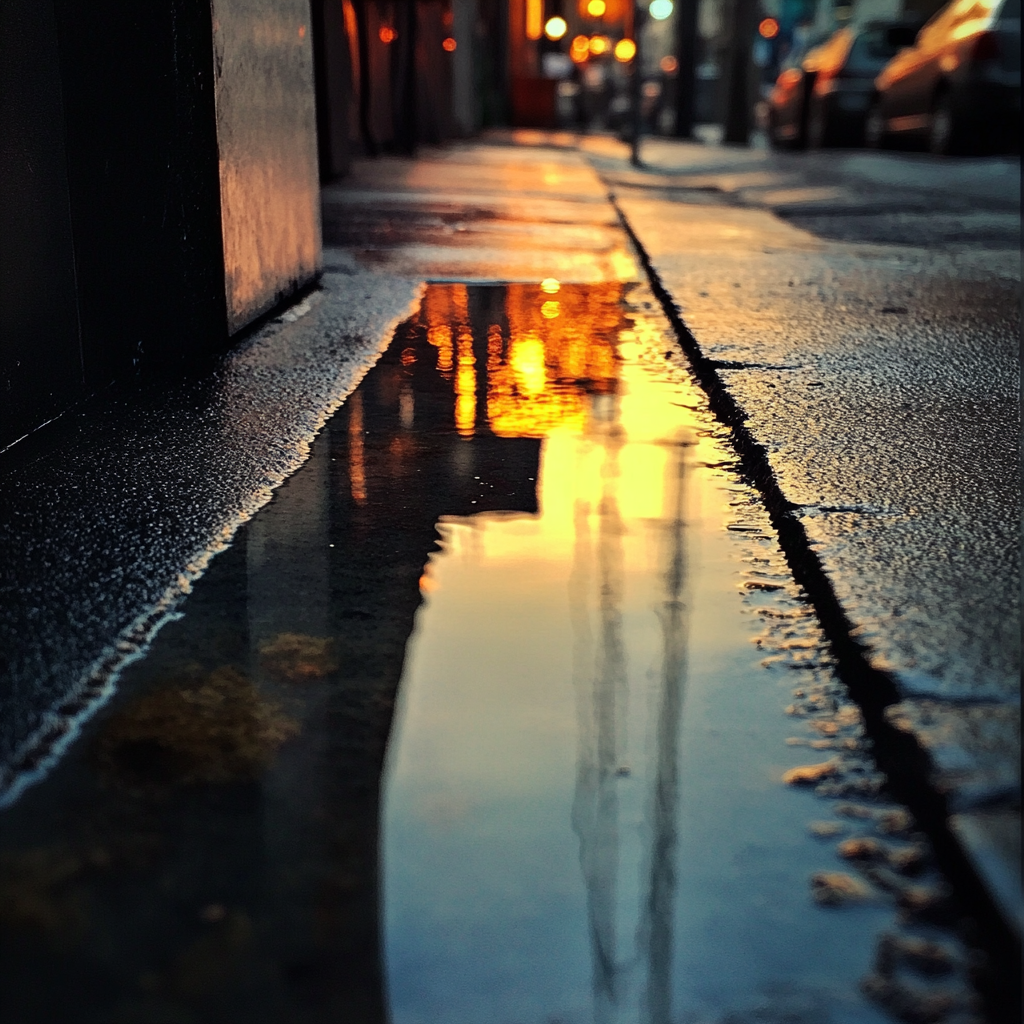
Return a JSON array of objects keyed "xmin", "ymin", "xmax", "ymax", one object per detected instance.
[{"xmin": 0, "ymin": 285, "xmax": 980, "ymax": 1023}]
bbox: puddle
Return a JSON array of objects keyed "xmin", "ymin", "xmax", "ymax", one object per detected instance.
[{"xmin": 0, "ymin": 285, "xmax": 982, "ymax": 1023}]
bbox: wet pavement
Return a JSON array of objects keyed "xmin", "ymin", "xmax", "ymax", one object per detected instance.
[
  {"xmin": 0, "ymin": 285, "xmax": 990, "ymax": 1023},
  {"xmin": 1, "ymin": 136, "xmax": 1019, "ymax": 1021}
]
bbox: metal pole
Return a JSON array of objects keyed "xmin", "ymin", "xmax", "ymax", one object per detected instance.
[
  {"xmin": 630, "ymin": 3, "xmax": 645, "ymax": 166},
  {"xmin": 672, "ymin": 0, "xmax": 699, "ymax": 137}
]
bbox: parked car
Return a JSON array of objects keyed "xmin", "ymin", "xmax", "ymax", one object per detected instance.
[
  {"xmin": 768, "ymin": 22, "xmax": 918, "ymax": 148},
  {"xmin": 766, "ymin": 35, "xmax": 825, "ymax": 148},
  {"xmin": 866, "ymin": 0, "xmax": 1021, "ymax": 154}
]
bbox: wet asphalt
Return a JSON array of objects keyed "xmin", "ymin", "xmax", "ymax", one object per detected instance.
[{"xmin": 0, "ymin": 134, "xmax": 1019, "ymax": 1022}]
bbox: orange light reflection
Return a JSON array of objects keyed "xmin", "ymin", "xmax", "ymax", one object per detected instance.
[{"xmin": 348, "ymin": 391, "xmax": 367, "ymax": 503}]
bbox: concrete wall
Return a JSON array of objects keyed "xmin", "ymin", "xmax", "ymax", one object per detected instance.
[{"xmin": 0, "ymin": 0, "xmax": 323, "ymax": 451}]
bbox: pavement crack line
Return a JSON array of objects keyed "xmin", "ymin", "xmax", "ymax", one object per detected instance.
[{"xmin": 608, "ymin": 190, "xmax": 1021, "ymax": 1006}]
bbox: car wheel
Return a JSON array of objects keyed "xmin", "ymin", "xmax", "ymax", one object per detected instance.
[
  {"xmin": 928, "ymin": 93, "xmax": 964, "ymax": 155},
  {"xmin": 807, "ymin": 99, "xmax": 828, "ymax": 149},
  {"xmin": 864, "ymin": 101, "xmax": 886, "ymax": 149}
]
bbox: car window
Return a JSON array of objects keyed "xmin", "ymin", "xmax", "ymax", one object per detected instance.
[
  {"xmin": 845, "ymin": 26, "xmax": 903, "ymax": 71},
  {"xmin": 997, "ymin": 0, "xmax": 1020, "ymax": 17}
]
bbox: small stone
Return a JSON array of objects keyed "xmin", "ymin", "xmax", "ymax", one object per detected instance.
[
  {"xmin": 877, "ymin": 808, "xmax": 915, "ymax": 836},
  {"xmin": 783, "ymin": 760, "xmax": 838, "ymax": 785},
  {"xmin": 810, "ymin": 871, "xmax": 872, "ymax": 906},
  {"xmin": 888, "ymin": 844, "xmax": 927, "ymax": 875},
  {"xmin": 837, "ymin": 836, "xmax": 886, "ymax": 862},
  {"xmin": 835, "ymin": 802, "xmax": 876, "ymax": 820}
]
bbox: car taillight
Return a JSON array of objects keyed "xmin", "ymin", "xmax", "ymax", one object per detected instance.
[{"xmin": 973, "ymin": 30, "xmax": 1000, "ymax": 61}]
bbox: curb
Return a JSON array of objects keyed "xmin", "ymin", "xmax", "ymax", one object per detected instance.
[{"xmin": 608, "ymin": 189, "xmax": 1021, "ymax": 1020}]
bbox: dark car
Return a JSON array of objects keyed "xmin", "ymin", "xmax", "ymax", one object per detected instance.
[
  {"xmin": 768, "ymin": 23, "xmax": 919, "ymax": 149},
  {"xmin": 766, "ymin": 35, "xmax": 825, "ymax": 148},
  {"xmin": 866, "ymin": 0, "xmax": 1021, "ymax": 154}
]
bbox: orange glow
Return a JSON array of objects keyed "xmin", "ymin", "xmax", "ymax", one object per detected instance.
[
  {"xmin": 417, "ymin": 284, "xmax": 621, "ymax": 441},
  {"xmin": 570, "ymin": 34, "xmax": 591, "ymax": 60},
  {"xmin": 455, "ymin": 332, "xmax": 477, "ymax": 437},
  {"xmin": 589, "ymin": 35, "xmax": 610, "ymax": 55},
  {"xmin": 526, "ymin": 0, "xmax": 543, "ymax": 39},
  {"xmin": 401, "ymin": 346, "xmax": 417, "ymax": 367},
  {"xmin": 429, "ymin": 325, "xmax": 454, "ymax": 373},
  {"xmin": 614, "ymin": 38, "xmax": 636, "ymax": 61},
  {"xmin": 298, "ymin": 24, "xmax": 306, "ymax": 38},
  {"xmin": 587, "ymin": 0, "xmax": 607, "ymax": 16},
  {"xmin": 660, "ymin": 54, "xmax": 678, "ymax": 73},
  {"xmin": 379, "ymin": 25, "xmax": 397, "ymax": 43},
  {"xmin": 544, "ymin": 16, "xmax": 568, "ymax": 40},
  {"xmin": 485, "ymin": 284, "xmax": 620, "ymax": 438},
  {"xmin": 759, "ymin": 17, "xmax": 779, "ymax": 39},
  {"xmin": 442, "ymin": 36, "xmax": 457, "ymax": 51},
  {"xmin": 348, "ymin": 392, "xmax": 367, "ymax": 504}
]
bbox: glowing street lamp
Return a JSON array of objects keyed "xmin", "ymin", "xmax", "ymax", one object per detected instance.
[{"xmin": 544, "ymin": 16, "xmax": 568, "ymax": 40}]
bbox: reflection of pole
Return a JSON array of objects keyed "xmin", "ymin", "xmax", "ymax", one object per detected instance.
[
  {"xmin": 641, "ymin": 444, "xmax": 688, "ymax": 1024},
  {"xmin": 571, "ymin": 423, "xmax": 629, "ymax": 1022},
  {"xmin": 630, "ymin": 3, "xmax": 645, "ymax": 166},
  {"xmin": 672, "ymin": 0, "xmax": 699, "ymax": 137}
]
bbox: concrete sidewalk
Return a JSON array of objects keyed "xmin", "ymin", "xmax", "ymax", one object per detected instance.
[
  {"xmin": 583, "ymin": 134, "xmax": 1022, "ymax": 939},
  {"xmin": 1, "ymin": 134, "xmax": 1018, "ymax": 960},
  {"xmin": 321, "ymin": 134, "xmax": 1019, "ymax": 939}
]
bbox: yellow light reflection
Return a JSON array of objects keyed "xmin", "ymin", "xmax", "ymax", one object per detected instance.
[
  {"xmin": 485, "ymin": 283, "xmax": 620, "ymax": 438},
  {"xmin": 455, "ymin": 331, "xmax": 477, "ymax": 437}
]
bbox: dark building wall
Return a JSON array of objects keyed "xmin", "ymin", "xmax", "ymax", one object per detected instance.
[
  {"xmin": 53, "ymin": 0, "xmax": 228, "ymax": 384},
  {"xmin": 1, "ymin": 0, "xmax": 323, "ymax": 451},
  {"xmin": 0, "ymin": 0, "xmax": 84, "ymax": 451}
]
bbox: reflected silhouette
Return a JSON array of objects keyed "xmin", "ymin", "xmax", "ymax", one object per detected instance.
[
  {"xmin": 569, "ymin": 415, "xmax": 691, "ymax": 1023},
  {"xmin": 570, "ymin": 415, "xmax": 630, "ymax": 1020},
  {"xmin": 641, "ymin": 443, "xmax": 689, "ymax": 1024}
]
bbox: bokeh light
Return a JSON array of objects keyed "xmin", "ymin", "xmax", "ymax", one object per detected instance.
[
  {"xmin": 649, "ymin": 0, "xmax": 674, "ymax": 20},
  {"xmin": 589, "ymin": 34, "xmax": 609, "ymax": 55},
  {"xmin": 614, "ymin": 38, "xmax": 637, "ymax": 61},
  {"xmin": 570, "ymin": 35, "xmax": 591, "ymax": 61},
  {"xmin": 544, "ymin": 16, "xmax": 568, "ymax": 40},
  {"xmin": 660, "ymin": 54, "xmax": 679, "ymax": 73},
  {"xmin": 587, "ymin": 0, "xmax": 607, "ymax": 17},
  {"xmin": 442, "ymin": 36, "xmax": 457, "ymax": 51}
]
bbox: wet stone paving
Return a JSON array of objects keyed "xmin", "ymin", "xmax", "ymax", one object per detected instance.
[{"xmin": 0, "ymin": 284, "xmax": 990, "ymax": 1023}]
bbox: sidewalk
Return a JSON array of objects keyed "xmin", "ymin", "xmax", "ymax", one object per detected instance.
[
  {"xmin": 581, "ymin": 133, "xmax": 1022, "ymax": 939},
  {"xmin": 332, "ymin": 132, "xmax": 1020, "ymax": 936},
  {"xmin": 1, "ymin": 133, "xmax": 1018, "ymax": 963}
]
